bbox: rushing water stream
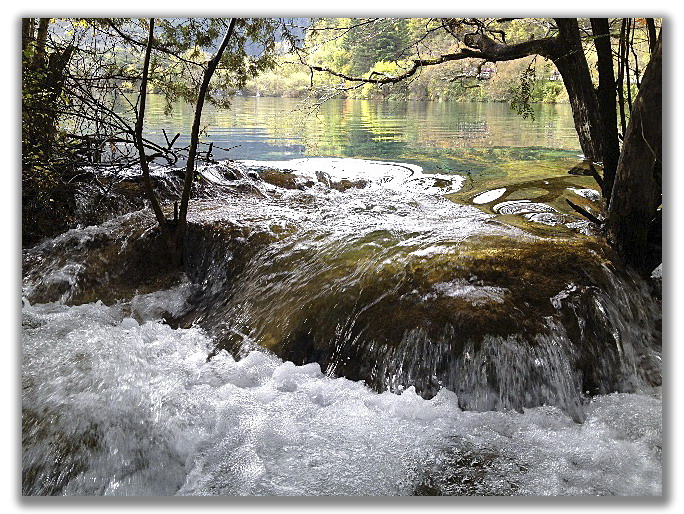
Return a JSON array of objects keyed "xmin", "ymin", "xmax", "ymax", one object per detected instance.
[{"xmin": 22, "ymin": 155, "xmax": 661, "ymax": 496}]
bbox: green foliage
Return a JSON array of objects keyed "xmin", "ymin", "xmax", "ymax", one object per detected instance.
[
  {"xmin": 342, "ymin": 19, "xmax": 409, "ymax": 76},
  {"xmin": 21, "ymin": 17, "xmax": 291, "ymax": 244},
  {"xmin": 540, "ymin": 80, "xmax": 565, "ymax": 103},
  {"xmin": 252, "ymin": 18, "xmax": 578, "ymax": 107},
  {"xmin": 22, "ymin": 19, "xmax": 83, "ymax": 243},
  {"xmin": 509, "ymin": 65, "xmax": 537, "ymax": 120},
  {"xmin": 149, "ymin": 18, "xmax": 285, "ymax": 111},
  {"xmin": 244, "ymin": 63, "xmax": 311, "ymax": 97}
]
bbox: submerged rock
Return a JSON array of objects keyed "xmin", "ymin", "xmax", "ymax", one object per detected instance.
[{"xmin": 22, "ymin": 212, "xmax": 182, "ymax": 306}]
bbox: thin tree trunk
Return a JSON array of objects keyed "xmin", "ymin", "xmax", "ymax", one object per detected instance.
[
  {"xmin": 630, "ymin": 19, "xmax": 641, "ymax": 89},
  {"xmin": 624, "ymin": 19, "xmax": 633, "ymax": 112},
  {"xmin": 590, "ymin": 18, "xmax": 620, "ymax": 205},
  {"xmin": 606, "ymin": 32, "xmax": 662, "ymax": 275},
  {"xmin": 174, "ymin": 18, "xmax": 237, "ymax": 263},
  {"xmin": 134, "ymin": 18, "xmax": 171, "ymax": 246},
  {"xmin": 646, "ymin": 18, "xmax": 657, "ymax": 54},
  {"xmin": 617, "ymin": 18, "xmax": 628, "ymax": 136}
]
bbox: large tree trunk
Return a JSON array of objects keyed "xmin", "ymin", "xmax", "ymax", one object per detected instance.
[
  {"xmin": 22, "ymin": 18, "xmax": 35, "ymax": 53},
  {"xmin": 550, "ymin": 19, "xmax": 603, "ymax": 163},
  {"xmin": 33, "ymin": 18, "xmax": 50, "ymax": 68},
  {"xmin": 606, "ymin": 32, "xmax": 662, "ymax": 275}
]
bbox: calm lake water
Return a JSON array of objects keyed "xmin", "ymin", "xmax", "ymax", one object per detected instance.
[{"xmin": 145, "ymin": 96, "xmax": 581, "ymax": 173}]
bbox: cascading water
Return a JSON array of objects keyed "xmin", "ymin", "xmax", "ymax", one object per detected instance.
[{"xmin": 22, "ymin": 158, "xmax": 662, "ymax": 496}]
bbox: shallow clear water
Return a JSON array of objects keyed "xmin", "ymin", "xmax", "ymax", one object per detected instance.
[{"xmin": 139, "ymin": 96, "xmax": 598, "ymax": 221}]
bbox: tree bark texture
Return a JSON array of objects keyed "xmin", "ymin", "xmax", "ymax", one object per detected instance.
[
  {"xmin": 606, "ymin": 32, "xmax": 662, "ymax": 275},
  {"xmin": 590, "ymin": 18, "xmax": 620, "ymax": 204},
  {"xmin": 550, "ymin": 19, "xmax": 603, "ymax": 163},
  {"xmin": 22, "ymin": 18, "xmax": 35, "ymax": 53},
  {"xmin": 646, "ymin": 18, "xmax": 658, "ymax": 54},
  {"xmin": 33, "ymin": 18, "xmax": 50, "ymax": 67}
]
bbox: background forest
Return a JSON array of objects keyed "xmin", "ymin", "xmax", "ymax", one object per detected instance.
[{"xmin": 244, "ymin": 18, "xmax": 652, "ymax": 106}]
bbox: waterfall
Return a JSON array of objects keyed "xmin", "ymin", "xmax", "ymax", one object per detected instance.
[{"xmin": 22, "ymin": 158, "xmax": 661, "ymax": 495}]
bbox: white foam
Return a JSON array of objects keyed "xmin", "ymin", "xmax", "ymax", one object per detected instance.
[
  {"xmin": 425, "ymin": 280, "xmax": 508, "ymax": 305},
  {"xmin": 183, "ymin": 160, "xmax": 524, "ymax": 263},
  {"xmin": 473, "ymin": 188, "xmax": 507, "ymax": 204},
  {"xmin": 22, "ymin": 300, "xmax": 661, "ymax": 496},
  {"xmin": 567, "ymin": 187, "xmax": 601, "ymax": 202},
  {"xmin": 129, "ymin": 278, "xmax": 197, "ymax": 321},
  {"xmin": 494, "ymin": 199, "xmax": 558, "ymax": 215},
  {"xmin": 239, "ymin": 157, "xmax": 465, "ymax": 195}
]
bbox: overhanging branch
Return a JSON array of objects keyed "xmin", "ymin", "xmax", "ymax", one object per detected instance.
[{"xmin": 303, "ymin": 31, "xmax": 558, "ymax": 85}]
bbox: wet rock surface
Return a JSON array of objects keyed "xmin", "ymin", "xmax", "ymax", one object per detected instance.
[{"xmin": 22, "ymin": 160, "xmax": 662, "ymax": 422}]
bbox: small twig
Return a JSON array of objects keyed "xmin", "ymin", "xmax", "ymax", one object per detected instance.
[
  {"xmin": 588, "ymin": 162, "xmax": 603, "ymax": 189},
  {"xmin": 162, "ymin": 129, "xmax": 180, "ymax": 148},
  {"xmin": 566, "ymin": 199, "xmax": 602, "ymax": 225},
  {"xmin": 66, "ymin": 171, "xmax": 92, "ymax": 184},
  {"xmin": 214, "ymin": 143, "xmax": 242, "ymax": 153},
  {"xmin": 640, "ymin": 118, "xmax": 657, "ymax": 159}
]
